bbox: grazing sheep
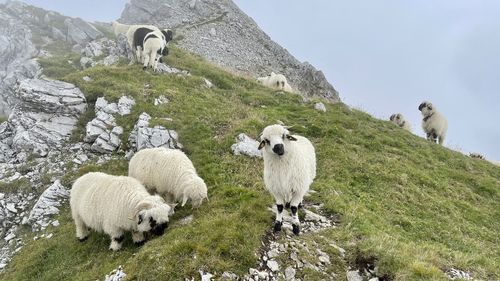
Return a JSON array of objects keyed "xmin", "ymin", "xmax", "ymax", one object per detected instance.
[
  {"xmin": 469, "ymin": 153, "xmax": 485, "ymax": 159},
  {"xmin": 389, "ymin": 113, "xmax": 412, "ymax": 132},
  {"xmin": 112, "ymin": 21, "xmax": 130, "ymax": 36},
  {"xmin": 419, "ymin": 101, "xmax": 448, "ymax": 145},
  {"xmin": 257, "ymin": 72, "xmax": 293, "ymax": 92},
  {"xmin": 70, "ymin": 172, "xmax": 173, "ymax": 251},
  {"xmin": 258, "ymin": 124, "xmax": 316, "ymax": 235},
  {"xmin": 128, "ymin": 148, "xmax": 208, "ymax": 208}
]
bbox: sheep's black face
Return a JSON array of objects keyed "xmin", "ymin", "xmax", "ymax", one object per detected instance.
[
  {"xmin": 418, "ymin": 102, "xmax": 427, "ymax": 111},
  {"xmin": 149, "ymin": 216, "xmax": 168, "ymax": 235}
]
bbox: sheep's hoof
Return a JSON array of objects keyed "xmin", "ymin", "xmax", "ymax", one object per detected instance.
[
  {"xmin": 273, "ymin": 221, "xmax": 282, "ymax": 232},
  {"xmin": 142, "ymin": 66, "xmax": 147, "ymax": 70},
  {"xmin": 134, "ymin": 240, "xmax": 145, "ymax": 247},
  {"xmin": 78, "ymin": 236, "xmax": 88, "ymax": 242},
  {"xmin": 292, "ymin": 224, "xmax": 300, "ymax": 235}
]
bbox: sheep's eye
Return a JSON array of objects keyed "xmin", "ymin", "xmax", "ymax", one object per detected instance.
[
  {"xmin": 276, "ymin": 81, "xmax": 280, "ymax": 86},
  {"xmin": 149, "ymin": 217, "xmax": 156, "ymax": 227},
  {"xmin": 265, "ymin": 139, "xmax": 270, "ymax": 145}
]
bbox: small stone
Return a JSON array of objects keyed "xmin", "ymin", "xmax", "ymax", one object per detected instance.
[
  {"xmin": 209, "ymin": 28, "xmax": 216, "ymax": 37},
  {"xmin": 203, "ymin": 78, "xmax": 214, "ymax": 88},
  {"xmin": 6, "ymin": 203, "xmax": 17, "ymax": 213},
  {"xmin": 51, "ymin": 220, "xmax": 60, "ymax": 227},
  {"xmin": 46, "ymin": 233, "xmax": 53, "ymax": 239},
  {"xmin": 82, "ymin": 76, "xmax": 92, "ymax": 82},
  {"xmin": 154, "ymin": 95, "xmax": 169, "ymax": 106},
  {"xmin": 368, "ymin": 278, "xmax": 379, "ymax": 281},
  {"xmin": 285, "ymin": 266, "xmax": 296, "ymax": 280},
  {"xmin": 199, "ymin": 270, "xmax": 213, "ymax": 281},
  {"xmin": 314, "ymin": 102, "xmax": 326, "ymax": 112},
  {"xmin": 346, "ymin": 270, "xmax": 363, "ymax": 281},
  {"xmin": 267, "ymin": 248, "xmax": 279, "ymax": 258},
  {"xmin": 267, "ymin": 260, "xmax": 279, "ymax": 272},
  {"xmin": 4, "ymin": 233, "xmax": 16, "ymax": 242},
  {"xmin": 257, "ymin": 271, "xmax": 269, "ymax": 279},
  {"xmin": 249, "ymin": 268, "xmax": 258, "ymax": 275}
]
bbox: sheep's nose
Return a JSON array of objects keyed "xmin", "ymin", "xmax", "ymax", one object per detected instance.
[{"xmin": 273, "ymin": 144, "xmax": 284, "ymax": 155}]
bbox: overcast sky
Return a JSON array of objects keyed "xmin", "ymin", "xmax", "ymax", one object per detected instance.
[{"xmin": 16, "ymin": 0, "xmax": 500, "ymax": 160}]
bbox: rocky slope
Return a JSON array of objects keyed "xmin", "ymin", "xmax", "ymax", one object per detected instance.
[{"xmin": 119, "ymin": 0, "xmax": 340, "ymax": 103}]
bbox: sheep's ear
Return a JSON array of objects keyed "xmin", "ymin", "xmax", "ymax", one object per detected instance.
[
  {"xmin": 418, "ymin": 103, "xmax": 425, "ymax": 111},
  {"xmin": 427, "ymin": 104, "xmax": 433, "ymax": 110},
  {"xmin": 258, "ymin": 140, "xmax": 266, "ymax": 150},
  {"xmin": 390, "ymin": 114, "xmax": 395, "ymax": 121},
  {"xmin": 136, "ymin": 201, "xmax": 152, "ymax": 213},
  {"xmin": 286, "ymin": 135, "xmax": 297, "ymax": 141},
  {"xmin": 181, "ymin": 195, "xmax": 189, "ymax": 207}
]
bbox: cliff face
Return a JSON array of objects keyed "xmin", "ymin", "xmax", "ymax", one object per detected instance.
[{"xmin": 120, "ymin": 0, "xmax": 340, "ymax": 103}]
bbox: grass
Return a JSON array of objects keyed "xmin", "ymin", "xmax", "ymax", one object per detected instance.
[
  {"xmin": 1, "ymin": 47, "xmax": 499, "ymax": 281},
  {"xmin": 0, "ymin": 115, "xmax": 7, "ymax": 123}
]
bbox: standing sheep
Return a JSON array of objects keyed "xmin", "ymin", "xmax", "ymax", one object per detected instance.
[
  {"xmin": 135, "ymin": 29, "xmax": 168, "ymax": 71},
  {"xmin": 389, "ymin": 113, "xmax": 412, "ymax": 132},
  {"xmin": 70, "ymin": 172, "xmax": 173, "ymax": 251},
  {"xmin": 258, "ymin": 124, "xmax": 316, "ymax": 235},
  {"xmin": 419, "ymin": 101, "xmax": 448, "ymax": 145},
  {"xmin": 129, "ymin": 148, "xmax": 208, "ymax": 208}
]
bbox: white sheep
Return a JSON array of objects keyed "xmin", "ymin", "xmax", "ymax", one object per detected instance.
[
  {"xmin": 257, "ymin": 72, "xmax": 293, "ymax": 92},
  {"xmin": 419, "ymin": 101, "xmax": 448, "ymax": 145},
  {"xmin": 258, "ymin": 124, "xmax": 316, "ymax": 235},
  {"xmin": 389, "ymin": 113, "xmax": 412, "ymax": 132},
  {"xmin": 70, "ymin": 172, "xmax": 173, "ymax": 251},
  {"xmin": 125, "ymin": 24, "xmax": 163, "ymax": 63},
  {"xmin": 128, "ymin": 148, "xmax": 208, "ymax": 208},
  {"xmin": 112, "ymin": 21, "xmax": 130, "ymax": 36},
  {"xmin": 140, "ymin": 30, "xmax": 168, "ymax": 71}
]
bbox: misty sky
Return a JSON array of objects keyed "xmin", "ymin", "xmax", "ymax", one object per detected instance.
[{"xmin": 15, "ymin": 0, "xmax": 500, "ymax": 160}]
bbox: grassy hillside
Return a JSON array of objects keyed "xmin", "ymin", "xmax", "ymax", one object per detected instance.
[{"xmin": 2, "ymin": 48, "xmax": 499, "ymax": 281}]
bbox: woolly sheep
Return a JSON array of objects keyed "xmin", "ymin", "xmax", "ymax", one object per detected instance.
[
  {"xmin": 389, "ymin": 113, "xmax": 412, "ymax": 132},
  {"xmin": 257, "ymin": 72, "xmax": 293, "ymax": 92},
  {"xmin": 419, "ymin": 101, "xmax": 448, "ymax": 145},
  {"xmin": 70, "ymin": 172, "xmax": 173, "ymax": 251},
  {"xmin": 128, "ymin": 148, "xmax": 208, "ymax": 208},
  {"xmin": 258, "ymin": 124, "xmax": 316, "ymax": 235}
]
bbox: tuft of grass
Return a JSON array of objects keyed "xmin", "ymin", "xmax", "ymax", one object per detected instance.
[
  {"xmin": 2, "ymin": 47, "xmax": 499, "ymax": 281},
  {"xmin": 0, "ymin": 115, "xmax": 7, "ymax": 123},
  {"xmin": 0, "ymin": 178, "xmax": 33, "ymax": 194}
]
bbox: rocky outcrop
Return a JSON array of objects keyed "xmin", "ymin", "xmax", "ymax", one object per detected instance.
[
  {"xmin": 26, "ymin": 180, "xmax": 69, "ymax": 231},
  {"xmin": 84, "ymin": 96, "xmax": 135, "ymax": 154},
  {"xmin": 1, "ymin": 78, "xmax": 86, "ymax": 160},
  {"xmin": 0, "ymin": 6, "xmax": 41, "ymax": 116},
  {"xmin": 0, "ymin": 1, "xmax": 104, "ymax": 116},
  {"xmin": 120, "ymin": 0, "xmax": 340, "ymax": 103},
  {"xmin": 128, "ymin": 112, "xmax": 182, "ymax": 152}
]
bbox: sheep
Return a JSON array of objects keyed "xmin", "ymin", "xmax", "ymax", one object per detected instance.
[
  {"xmin": 112, "ymin": 21, "xmax": 130, "ymax": 36},
  {"xmin": 419, "ymin": 101, "xmax": 448, "ymax": 145},
  {"xmin": 257, "ymin": 72, "xmax": 293, "ymax": 92},
  {"xmin": 70, "ymin": 172, "xmax": 174, "ymax": 251},
  {"xmin": 125, "ymin": 25, "xmax": 164, "ymax": 62},
  {"xmin": 128, "ymin": 148, "xmax": 208, "ymax": 208},
  {"xmin": 469, "ymin": 153, "xmax": 485, "ymax": 159},
  {"xmin": 258, "ymin": 124, "xmax": 316, "ymax": 235},
  {"xmin": 134, "ymin": 27, "xmax": 168, "ymax": 71},
  {"xmin": 389, "ymin": 113, "xmax": 412, "ymax": 132}
]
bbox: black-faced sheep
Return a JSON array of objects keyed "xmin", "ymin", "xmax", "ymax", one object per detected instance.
[
  {"xmin": 390, "ymin": 113, "xmax": 412, "ymax": 132},
  {"xmin": 257, "ymin": 72, "xmax": 293, "ymax": 92},
  {"xmin": 419, "ymin": 101, "xmax": 448, "ymax": 145},
  {"xmin": 70, "ymin": 172, "xmax": 173, "ymax": 251},
  {"xmin": 258, "ymin": 124, "xmax": 316, "ymax": 235},
  {"xmin": 128, "ymin": 148, "xmax": 208, "ymax": 208}
]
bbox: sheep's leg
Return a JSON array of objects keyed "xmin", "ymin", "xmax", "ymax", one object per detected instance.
[
  {"xmin": 274, "ymin": 200, "xmax": 284, "ymax": 232},
  {"xmin": 109, "ymin": 230, "xmax": 125, "ymax": 251},
  {"xmin": 290, "ymin": 193, "xmax": 305, "ymax": 235},
  {"xmin": 74, "ymin": 215, "xmax": 89, "ymax": 242},
  {"xmin": 132, "ymin": 231, "xmax": 145, "ymax": 246},
  {"xmin": 149, "ymin": 52, "xmax": 156, "ymax": 71},
  {"xmin": 143, "ymin": 52, "xmax": 150, "ymax": 70},
  {"xmin": 135, "ymin": 47, "xmax": 143, "ymax": 64}
]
